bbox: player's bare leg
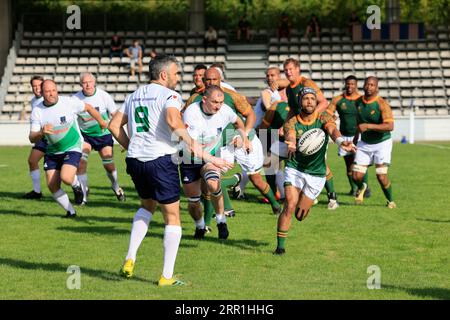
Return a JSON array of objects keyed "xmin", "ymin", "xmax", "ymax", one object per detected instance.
[
  {"xmin": 46, "ymin": 168, "xmax": 77, "ymax": 217},
  {"xmin": 375, "ymin": 164, "xmax": 395, "ymax": 208},
  {"xmin": 274, "ymin": 185, "xmax": 301, "ymax": 254},
  {"xmin": 353, "ymin": 164, "xmax": 369, "ymax": 204},
  {"xmin": 24, "ymin": 148, "xmax": 45, "ymax": 199},
  {"xmin": 183, "ymin": 179, "xmax": 206, "ymax": 239},
  {"xmin": 99, "ymin": 146, "xmax": 125, "ymax": 201},
  {"xmin": 202, "ymin": 164, "xmax": 228, "ymax": 239}
]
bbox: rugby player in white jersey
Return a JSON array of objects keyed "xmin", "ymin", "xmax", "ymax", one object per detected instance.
[
  {"xmin": 29, "ymin": 80, "xmax": 107, "ymax": 217},
  {"xmin": 109, "ymin": 55, "xmax": 231, "ymax": 286},
  {"xmin": 73, "ymin": 72, "xmax": 124, "ymax": 204},
  {"xmin": 181, "ymin": 85, "xmax": 247, "ymax": 240},
  {"xmin": 23, "ymin": 75, "xmax": 45, "ymax": 199}
]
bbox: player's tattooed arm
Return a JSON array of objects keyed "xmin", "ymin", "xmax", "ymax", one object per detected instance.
[
  {"xmin": 108, "ymin": 111, "xmax": 129, "ymax": 150},
  {"xmin": 283, "ymin": 116, "xmax": 297, "ymax": 158},
  {"xmin": 258, "ymin": 101, "xmax": 278, "ymax": 130},
  {"xmin": 233, "ymin": 116, "xmax": 252, "ymax": 153}
]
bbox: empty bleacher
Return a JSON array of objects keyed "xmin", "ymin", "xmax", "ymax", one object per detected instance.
[{"xmin": 1, "ymin": 25, "xmax": 450, "ymax": 121}]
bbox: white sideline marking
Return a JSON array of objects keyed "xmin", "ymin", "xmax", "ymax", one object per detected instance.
[
  {"xmin": 0, "ymin": 164, "xmax": 9, "ymax": 167},
  {"xmin": 417, "ymin": 143, "xmax": 450, "ymax": 150}
]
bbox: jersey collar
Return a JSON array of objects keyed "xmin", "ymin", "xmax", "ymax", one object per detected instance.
[
  {"xmin": 343, "ymin": 92, "xmax": 361, "ymax": 100},
  {"xmin": 362, "ymin": 95, "xmax": 379, "ymax": 104},
  {"xmin": 296, "ymin": 111, "xmax": 318, "ymax": 125}
]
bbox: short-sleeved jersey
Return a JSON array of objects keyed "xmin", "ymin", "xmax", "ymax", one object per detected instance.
[
  {"xmin": 74, "ymin": 88, "xmax": 117, "ymax": 137},
  {"xmin": 262, "ymin": 101, "xmax": 290, "ymax": 130},
  {"xmin": 254, "ymin": 88, "xmax": 282, "ymax": 128},
  {"xmin": 355, "ymin": 96, "xmax": 394, "ymax": 144},
  {"xmin": 120, "ymin": 83, "xmax": 183, "ymax": 161},
  {"xmin": 182, "ymin": 101, "xmax": 237, "ymax": 162},
  {"xmin": 30, "ymin": 96, "xmax": 86, "ymax": 155},
  {"xmin": 283, "ymin": 111, "xmax": 336, "ymax": 177},
  {"xmin": 327, "ymin": 92, "xmax": 362, "ymax": 136},
  {"xmin": 286, "ymin": 76, "xmax": 323, "ymax": 115},
  {"xmin": 31, "ymin": 96, "xmax": 43, "ymax": 111},
  {"xmin": 185, "ymin": 86, "xmax": 254, "ymax": 140}
]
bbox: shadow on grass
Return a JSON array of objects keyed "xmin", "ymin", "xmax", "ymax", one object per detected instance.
[
  {"xmin": 56, "ymin": 225, "xmax": 267, "ymax": 251},
  {"xmin": 416, "ymin": 218, "xmax": 450, "ymax": 224},
  {"xmin": 0, "ymin": 208, "xmax": 135, "ymax": 224},
  {"xmin": 0, "ymin": 257, "xmax": 148, "ymax": 283},
  {"xmin": 383, "ymin": 284, "xmax": 450, "ymax": 300}
]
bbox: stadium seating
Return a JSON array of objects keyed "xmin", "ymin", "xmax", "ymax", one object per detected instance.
[{"xmin": 1, "ymin": 26, "xmax": 450, "ymax": 120}]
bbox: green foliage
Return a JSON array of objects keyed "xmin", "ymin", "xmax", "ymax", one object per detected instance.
[{"xmin": 0, "ymin": 143, "xmax": 449, "ymax": 299}]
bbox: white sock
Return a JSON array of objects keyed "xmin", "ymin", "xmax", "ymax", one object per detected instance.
[
  {"xmin": 276, "ymin": 170, "xmax": 285, "ymax": 199},
  {"xmin": 71, "ymin": 175, "xmax": 81, "ymax": 188},
  {"xmin": 162, "ymin": 225, "xmax": 182, "ymax": 280},
  {"xmin": 215, "ymin": 213, "xmax": 227, "ymax": 224},
  {"xmin": 239, "ymin": 171, "xmax": 249, "ymax": 193},
  {"xmin": 52, "ymin": 189, "xmax": 75, "ymax": 214},
  {"xmin": 125, "ymin": 208, "xmax": 153, "ymax": 262},
  {"xmin": 77, "ymin": 174, "xmax": 88, "ymax": 199},
  {"xmin": 30, "ymin": 169, "xmax": 41, "ymax": 193},
  {"xmin": 195, "ymin": 217, "xmax": 205, "ymax": 229},
  {"xmin": 107, "ymin": 170, "xmax": 119, "ymax": 192}
]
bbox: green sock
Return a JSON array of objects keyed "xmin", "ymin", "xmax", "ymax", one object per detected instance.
[
  {"xmin": 363, "ymin": 171, "xmax": 369, "ymax": 186},
  {"xmin": 202, "ymin": 194, "xmax": 214, "ymax": 226},
  {"xmin": 222, "ymin": 185, "xmax": 233, "ymax": 211},
  {"xmin": 347, "ymin": 173, "xmax": 358, "ymax": 192},
  {"xmin": 265, "ymin": 174, "xmax": 277, "ymax": 195},
  {"xmin": 382, "ymin": 184, "xmax": 393, "ymax": 202},
  {"xmin": 325, "ymin": 177, "xmax": 335, "ymax": 194},
  {"xmin": 221, "ymin": 175, "xmax": 239, "ymax": 188},
  {"xmin": 277, "ymin": 229, "xmax": 288, "ymax": 249},
  {"xmin": 263, "ymin": 184, "xmax": 280, "ymax": 208}
]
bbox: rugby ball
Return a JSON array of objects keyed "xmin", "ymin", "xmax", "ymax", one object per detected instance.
[{"xmin": 297, "ymin": 128, "xmax": 326, "ymax": 155}]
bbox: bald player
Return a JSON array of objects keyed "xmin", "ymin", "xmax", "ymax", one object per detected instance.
[
  {"xmin": 29, "ymin": 80, "xmax": 107, "ymax": 217},
  {"xmin": 185, "ymin": 68, "xmax": 282, "ymax": 221},
  {"xmin": 353, "ymin": 77, "xmax": 396, "ymax": 209}
]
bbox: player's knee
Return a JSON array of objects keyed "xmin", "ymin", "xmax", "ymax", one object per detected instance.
[
  {"xmin": 187, "ymin": 195, "xmax": 202, "ymax": 209},
  {"xmin": 295, "ymin": 207, "xmax": 310, "ymax": 221},
  {"xmin": 375, "ymin": 166, "xmax": 388, "ymax": 175}
]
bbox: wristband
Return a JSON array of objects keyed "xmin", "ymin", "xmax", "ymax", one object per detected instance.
[{"xmin": 335, "ymin": 137, "xmax": 344, "ymax": 146}]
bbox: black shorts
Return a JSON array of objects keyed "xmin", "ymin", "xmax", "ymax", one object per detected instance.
[
  {"xmin": 126, "ymin": 155, "xmax": 180, "ymax": 204},
  {"xmin": 32, "ymin": 139, "xmax": 48, "ymax": 153},
  {"xmin": 44, "ymin": 151, "xmax": 82, "ymax": 171},
  {"xmin": 179, "ymin": 163, "xmax": 204, "ymax": 185},
  {"xmin": 82, "ymin": 133, "xmax": 114, "ymax": 152}
]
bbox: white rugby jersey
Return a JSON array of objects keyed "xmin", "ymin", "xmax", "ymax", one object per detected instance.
[
  {"xmin": 120, "ymin": 83, "xmax": 183, "ymax": 161},
  {"xmin": 31, "ymin": 96, "xmax": 43, "ymax": 111},
  {"xmin": 182, "ymin": 101, "xmax": 237, "ymax": 162},
  {"xmin": 254, "ymin": 89, "xmax": 282, "ymax": 128},
  {"xmin": 74, "ymin": 87, "xmax": 117, "ymax": 137},
  {"xmin": 30, "ymin": 96, "xmax": 86, "ymax": 155}
]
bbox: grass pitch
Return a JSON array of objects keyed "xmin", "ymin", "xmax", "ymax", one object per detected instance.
[{"xmin": 0, "ymin": 143, "xmax": 449, "ymax": 300}]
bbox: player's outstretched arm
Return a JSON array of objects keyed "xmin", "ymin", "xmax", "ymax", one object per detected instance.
[
  {"xmin": 327, "ymin": 124, "xmax": 356, "ymax": 153},
  {"xmin": 84, "ymin": 103, "xmax": 108, "ymax": 130},
  {"xmin": 108, "ymin": 111, "xmax": 130, "ymax": 150},
  {"xmin": 270, "ymin": 79, "xmax": 290, "ymax": 91}
]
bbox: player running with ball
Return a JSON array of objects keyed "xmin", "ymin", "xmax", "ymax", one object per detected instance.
[{"xmin": 274, "ymin": 87, "xmax": 355, "ymax": 255}]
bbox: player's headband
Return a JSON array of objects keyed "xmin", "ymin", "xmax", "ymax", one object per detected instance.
[{"xmin": 298, "ymin": 87, "xmax": 317, "ymax": 102}]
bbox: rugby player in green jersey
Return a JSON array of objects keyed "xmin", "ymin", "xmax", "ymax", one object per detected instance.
[
  {"xmin": 352, "ymin": 77, "xmax": 396, "ymax": 209},
  {"xmin": 274, "ymin": 87, "xmax": 355, "ymax": 255}
]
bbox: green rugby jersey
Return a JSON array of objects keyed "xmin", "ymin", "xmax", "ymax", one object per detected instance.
[
  {"xmin": 355, "ymin": 96, "xmax": 394, "ymax": 144},
  {"xmin": 283, "ymin": 111, "xmax": 336, "ymax": 177},
  {"xmin": 260, "ymin": 101, "xmax": 290, "ymax": 145},
  {"xmin": 286, "ymin": 76, "xmax": 323, "ymax": 115},
  {"xmin": 328, "ymin": 92, "xmax": 361, "ymax": 137}
]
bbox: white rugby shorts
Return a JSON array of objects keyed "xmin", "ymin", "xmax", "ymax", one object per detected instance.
[
  {"xmin": 284, "ymin": 167, "xmax": 326, "ymax": 200},
  {"xmin": 218, "ymin": 135, "xmax": 264, "ymax": 174},
  {"xmin": 354, "ymin": 138, "xmax": 392, "ymax": 166}
]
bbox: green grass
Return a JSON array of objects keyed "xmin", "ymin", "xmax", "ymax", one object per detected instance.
[{"xmin": 0, "ymin": 143, "xmax": 449, "ymax": 300}]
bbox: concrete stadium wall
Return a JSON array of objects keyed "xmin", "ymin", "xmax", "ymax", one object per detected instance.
[{"xmin": 0, "ymin": 116, "xmax": 449, "ymax": 146}]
